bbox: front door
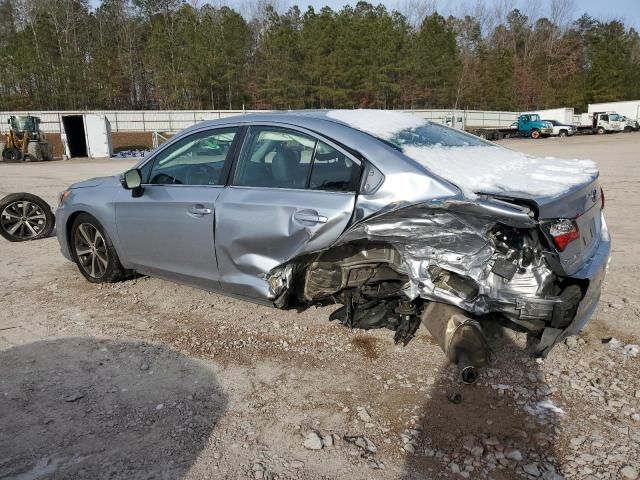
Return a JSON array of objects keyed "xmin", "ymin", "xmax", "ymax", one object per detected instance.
[
  {"xmin": 115, "ymin": 127, "xmax": 240, "ymax": 289},
  {"xmin": 214, "ymin": 125, "xmax": 362, "ymax": 300}
]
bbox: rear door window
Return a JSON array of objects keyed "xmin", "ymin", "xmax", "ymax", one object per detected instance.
[
  {"xmin": 309, "ymin": 141, "xmax": 360, "ymax": 192},
  {"xmin": 234, "ymin": 127, "xmax": 315, "ymax": 189},
  {"xmin": 234, "ymin": 126, "xmax": 361, "ymax": 192}
]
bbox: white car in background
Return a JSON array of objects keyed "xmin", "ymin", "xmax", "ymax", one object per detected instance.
[{"xmin": 545, "ymin": 119, "xmax": 576, "ymax": 137}]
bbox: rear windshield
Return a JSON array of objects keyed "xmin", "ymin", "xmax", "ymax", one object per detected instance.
[{"xmin": 389, "ymin": 122, "xmax": 489, "ymax": 149}]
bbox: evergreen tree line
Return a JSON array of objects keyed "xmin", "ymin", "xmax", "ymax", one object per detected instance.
[{"xmin": 1, "ymin": 0, "xmax": 639, "ymax": 112}]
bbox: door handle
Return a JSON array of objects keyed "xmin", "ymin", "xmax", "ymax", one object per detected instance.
[
  {"xmin": 293, "ymin": 210, "xmax": 327, "ymax": 224},
  {"xmin": 187, "ymin": 205, "xmax": 212, "ymax": 216}
]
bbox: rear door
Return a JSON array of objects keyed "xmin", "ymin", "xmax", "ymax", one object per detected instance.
[
  {"xmin": 115, "ymin": 126, "xmax": 240, "ymax": 289},
  {"xmin": 215, "ymin": 125, "xmax": 362, "ymax": 300}
]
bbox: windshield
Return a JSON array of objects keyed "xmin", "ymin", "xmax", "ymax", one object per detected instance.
[
  {"xmin": 10, "ymin": 116, "xmax": 35, "ymax": 132},
  {"xmin": 389, "ymin": 122, "xmax": 489, "ymax": 149}
]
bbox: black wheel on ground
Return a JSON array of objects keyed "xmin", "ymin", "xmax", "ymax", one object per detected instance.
[
  {"xmin": 531, "ymin": 129, "xmax": 541, "ymax": 139},
  {"xmin": 2, "ymin": 148, "xmax": 22, "ymax": 162},
  {"xmin": 0, "ymin": 192, "xmax": 55, "ymax": 242},
  {"xmin": 624, "ymin": 126, "xmax": 633, "ymax": 133},
  {"xmin": 559, "ymin": 130, "xmax": 568, "ymax": 137},
  {"xmin": 596, "ymin": 127, "xmax": 605, "ymax": 135},
  {"xmin": 70, "ymin": 213, "xmax": 125, "ymax": 283}
]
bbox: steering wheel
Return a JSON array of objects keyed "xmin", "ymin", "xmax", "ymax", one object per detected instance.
[{"xmin": 186, "ymin": 164, "xmax": 216, "ymax": 185}]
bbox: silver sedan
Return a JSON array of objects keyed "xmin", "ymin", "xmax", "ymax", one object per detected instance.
[{"xmin": 56, "ymin": 111, "xmax": 610, "ymax": 383}]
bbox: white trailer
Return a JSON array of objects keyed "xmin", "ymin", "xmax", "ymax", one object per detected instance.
[
  {"xmin": 523, "ymin": 108, "xmax": 574, "ymax": 125},
  {"xmin": 61, "ymin": 114, "xmax": 113, "ymax": 159},
  {"xmin": 588, "ymin": 101, "xmax": 640, "ymax": 121}
]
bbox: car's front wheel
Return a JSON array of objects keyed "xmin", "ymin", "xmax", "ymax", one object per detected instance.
[{"xmin": 71, "ymin": 213, "xmax": 124, "ymax": 283}]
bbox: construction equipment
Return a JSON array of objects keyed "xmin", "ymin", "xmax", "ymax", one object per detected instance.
[{"xmin": 0, "ymin": 116, "xmax": 53, "ymax": 162}]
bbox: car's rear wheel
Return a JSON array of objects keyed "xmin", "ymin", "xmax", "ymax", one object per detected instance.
[
  {"xmin": 0, "ymin": 193, "xmax": 55, "ymax": 242},
  {"xmin": 71, "ymin": 213, "xmax": 124, "ymax": 283}
]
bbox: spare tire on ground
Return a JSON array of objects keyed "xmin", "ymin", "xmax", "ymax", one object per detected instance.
[{"xmin": 0, "ymin": 192, "xmax": 55, "ymax": 242}]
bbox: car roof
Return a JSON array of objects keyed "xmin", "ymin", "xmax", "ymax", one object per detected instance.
[{"xmin": 152, "ymin": 110, "xmax": 437, "ymax": 181}]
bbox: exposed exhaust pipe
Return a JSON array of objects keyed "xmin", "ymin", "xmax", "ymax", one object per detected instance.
[{"xmin": 421, "ymin": 302, "xmax": 490, "ymax": 384}]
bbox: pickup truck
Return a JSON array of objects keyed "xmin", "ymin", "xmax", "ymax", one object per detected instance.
[{"xmin": 545, "ymin": 119, "xmax": 576, "ymax": 137}]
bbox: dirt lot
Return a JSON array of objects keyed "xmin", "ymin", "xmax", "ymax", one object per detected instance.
[{"xmin": 1, "ymin": 133, "xmax": 639, "ymax": 480}]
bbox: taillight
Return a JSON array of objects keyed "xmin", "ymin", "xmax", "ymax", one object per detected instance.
[
  {"xmin": 549, "ymin": 219, "xmax": 580, "ymax": 251},
  {"xmin": 600, "ymin": 187, "xmax": 605, "ymax": 210}
]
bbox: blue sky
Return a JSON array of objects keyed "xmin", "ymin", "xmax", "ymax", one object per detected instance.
[{"xmin": 89, "ymin": 0, "xmax": 640, "ymax": 30}]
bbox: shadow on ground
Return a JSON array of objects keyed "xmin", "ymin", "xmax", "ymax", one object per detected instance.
[
  {"xmin": 0, "ymin": 337, "xmax": 226, "ymax": 479},
  {"xmin": 402, "ymin": 326, "xmax": 563, "ymax": 479}
]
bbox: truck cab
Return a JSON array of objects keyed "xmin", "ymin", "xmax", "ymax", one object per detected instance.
[
  {"xmin": 517, "ymin": 114, "xmax": 552, "ymax": 139},
  {"xmin": 592, "ymin": 112, "xmax": 625, "ymax": 134}
]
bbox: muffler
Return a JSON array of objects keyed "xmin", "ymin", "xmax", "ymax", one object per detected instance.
[{"xmin": 421, "ymin": 302, "xmax": 490, "ymax": 384}]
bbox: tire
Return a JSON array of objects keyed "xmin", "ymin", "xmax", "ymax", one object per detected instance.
[
  {"xmin": 2, "ymin": 148, "xmax": 22, "ymax": 162},
  {"xmin": 596, "ymin": 127, "xmax": 605, "ymax": 135},
  {"xmin": 624, "ymin": 126, "xmax": 633, "ymax": 133},
  {"xmin": 42, "ymin": 143, "xmax": 53, "ymax": 161},
  {"xmin": 27, "ymin": 142, "xmax": 43, "ymax": 162},
  {"xmin": 70, "ymin": 213, "xmax": 124, "ymax": 283},
  {"xmin": 0, "ymin": 192, "xmax": 55, "ymax": 242},
  {"xmin": 559, "ymin": 130, "xmax": 568, "ymax": 137},
  {"xmin": 531, "ymin": 129, "xmax": 541, "ymax": 139}
]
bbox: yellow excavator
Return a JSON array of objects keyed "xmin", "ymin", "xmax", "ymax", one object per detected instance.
[{"xmin": 0, "ymin": 115, "xmax": 53, "ymax": 162}]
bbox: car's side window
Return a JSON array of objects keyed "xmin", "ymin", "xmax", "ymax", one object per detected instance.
[
  {"xmin": 309, "ymin": 141, "xmax": 361, "ymax": 192},
  {"xmin": 234, "ymin": 127, "xmax": 315, "ymax": 189},
  {"xmin": 146, "ymin": 128, "xmax": 238, "ymax": 186}
]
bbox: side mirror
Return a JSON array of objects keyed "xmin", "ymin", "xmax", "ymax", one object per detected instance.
[{"xmin": 121, "ymin": 168, "xmax": 144, "ymax": 197}]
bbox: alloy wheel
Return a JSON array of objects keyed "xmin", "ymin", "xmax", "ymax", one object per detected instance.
[
  {"xmin": 0, "ymin": 200, "xmax": 48, "ymax": 240},
  {"xmin": 74, "ymin": 222, "xmax": 109, "ymax": 278}
]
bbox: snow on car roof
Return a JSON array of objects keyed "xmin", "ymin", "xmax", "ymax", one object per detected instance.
[{"xmin": 326, "ymin": 109, "xmax": 598, "ymax": 198}]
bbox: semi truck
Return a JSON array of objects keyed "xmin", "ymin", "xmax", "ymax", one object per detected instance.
[{"xmin": 468, "ymin": 113, "xmax": 552, "ymax": 140}]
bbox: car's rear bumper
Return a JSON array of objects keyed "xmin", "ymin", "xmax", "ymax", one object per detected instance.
[
  {"xmin": 566, "ymin": 215, "xmax": 611, "ymax": 334},
  {"xmin": 537, "ymin": 215, "xmax": 610, "ymax": 354}
]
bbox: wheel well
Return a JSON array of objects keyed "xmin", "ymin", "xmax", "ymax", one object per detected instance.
[{"xmin": 65, "ymin": 211, "xmax": 87, "ymax": 254}]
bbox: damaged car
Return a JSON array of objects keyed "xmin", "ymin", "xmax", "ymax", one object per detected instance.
[{"xmin": 56, "ymin": 110, "xmax": 610, "ymax": 383}]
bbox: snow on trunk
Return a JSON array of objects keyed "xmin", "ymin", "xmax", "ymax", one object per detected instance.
[
  {"xmin": 327, "ymin": 109, "xmax": 598, "ymax": 199},
  {"xmin": 402, "ymin": 145, "xmax": 598, "ymax": 199}
]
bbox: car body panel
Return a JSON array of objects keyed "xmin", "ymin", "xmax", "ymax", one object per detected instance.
[
  {"xmin": 215, "ymin": 186, "xmax": 356, "ymax": 299},
  {"xmin": 115, "ymin": 185, "xmax": 223, "ymax": 290}
]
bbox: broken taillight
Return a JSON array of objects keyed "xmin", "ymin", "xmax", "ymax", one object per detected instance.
[{"xmin": 549, "ymin": 219, "xmax": 580, "ymax": 251}]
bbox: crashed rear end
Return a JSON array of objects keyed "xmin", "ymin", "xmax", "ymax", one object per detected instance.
[{"xmin": 267, "ymin": 114, "xmax": 611, "ymax": 383}]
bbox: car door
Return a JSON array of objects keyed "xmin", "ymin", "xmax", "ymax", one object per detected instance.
[
  {"xmin": 115, "ymin": 126, "xmax": 241, "ymax": 289},
  {"xmin": 215, "ymin": 125, "xmax": 362, "ymax": 300}
]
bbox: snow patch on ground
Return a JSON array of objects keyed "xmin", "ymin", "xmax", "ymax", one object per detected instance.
[
  {"xmin": 403, "ymin": 145, "xmax": 598, "ymax": 198},
  {"xmin": 525, "ymin": 400, "xmax": 566, "ymax": 417}
]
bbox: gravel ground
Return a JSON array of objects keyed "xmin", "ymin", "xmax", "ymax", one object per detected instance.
[{"xmin": 0, "ymin": 133, "xmax": 639, "ymax": 480}]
